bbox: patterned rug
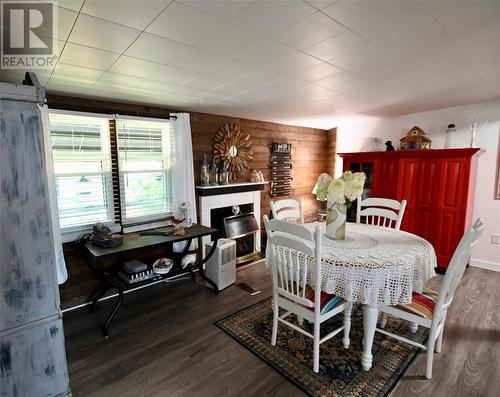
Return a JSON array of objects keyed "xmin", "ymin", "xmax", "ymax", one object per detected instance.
[{"xmin": 216, "ymin": 297, "xmax": 428, "ymax": 397}]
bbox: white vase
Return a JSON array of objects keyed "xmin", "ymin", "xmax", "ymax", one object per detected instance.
[{"xmin": 326, "ymin": 203, "xmax": 347, "ymax": 240}]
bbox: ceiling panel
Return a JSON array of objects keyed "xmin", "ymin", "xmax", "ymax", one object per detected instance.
[
  {"xmin": 168, "ymin": 45, "xmax": 229, "ymax": 73},
  {"xmin": 230, "ymin": 0, "xmax": 317, "ymax": 35},
  {"xmin": 146, "ymin": 2, "xmax": 225, "ymax": 47},
  {"xmin": 270, "ymin": 11, "xmax": 346, "ymax": 50},
  {"xmin": 69, "ymin": 14, "xmax": 141, "ymax": 53},
  {"xmin": 59, "ymin": 43, "xmax": 120, "ymax": 71},
  {"xmin": 51, "ymin": 63, "xmax": 104, "ymax": 84},
  {"xmin": 109, "ymin": 56, "xmax": 168, "ymax": 79},
  {"xmin": 81, "ymin": 0, "xmax": 172, "ymax": 30},
  {"xmin": 304, "ymin": 30, "xmax": 372, "ymax": 62},
  {"xmin": 179, "ymin": 0, "xmax": 254, "ymax": 20},
  {"xmin": 124, "ymin": 33, "xmax": 187, "ymax": 65}
]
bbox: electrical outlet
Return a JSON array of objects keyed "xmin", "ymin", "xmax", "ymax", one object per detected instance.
[{"xmin": 492, "ymin": 234, "xmax": 500, "ymax": 245}]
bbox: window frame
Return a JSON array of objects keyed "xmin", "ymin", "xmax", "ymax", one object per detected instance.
[
  {"xmin": 48, "ymin": 109, "xmax": 174, "ymax": 241},
  {"xmin": 114, "ymin": 114, "xmax": 173, "ymax": 231}
]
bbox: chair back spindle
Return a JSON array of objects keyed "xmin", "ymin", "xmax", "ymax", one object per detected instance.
[
  {"xmin": 265, "ymin": 216, "xmax": 321, "ymax": 310},
  {"xmin": 270, "ymin": 198, "xmax": 304, "ymax": 224},
  {"xmin": 356, "ymin": 197, "xmax": 407, "ymax": 230}
]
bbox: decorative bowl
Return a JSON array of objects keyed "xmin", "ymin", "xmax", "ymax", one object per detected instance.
[{"xmin": 153, "ymin": 258, "xmax": 173, "ymax": 275}]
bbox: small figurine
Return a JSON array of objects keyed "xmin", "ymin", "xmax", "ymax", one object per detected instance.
[
  {"xmin": 209, "ymin": 158, "xmax": 218, "ymax": 186},
  {"xmin": 200, "ymin": 153, "xmax": 210, "ymax": 187},
  {"xmin": 385, "ymin": 141, "xmax": 395, "ymax": 151}
]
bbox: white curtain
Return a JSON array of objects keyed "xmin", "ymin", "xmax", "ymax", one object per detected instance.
[
  {"xmin": 39, "ymin": 104, "xmax": 68, "ymax": 284},
  {"xmin": 171, "ymin": 113, "xmax": 197, "ymax": 252}
]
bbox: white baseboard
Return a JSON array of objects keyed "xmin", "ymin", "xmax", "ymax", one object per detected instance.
[{"xmin": 470, "ymin": 258, "xmax": 500, "ymax": 272}]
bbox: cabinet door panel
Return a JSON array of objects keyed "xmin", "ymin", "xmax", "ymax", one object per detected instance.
[
  {"xmin": 376, "ymin": 158, "xmax": 398, "ymax": 197},
  {"xmin": 397, "ymin": 158, "xmax": 418, "ymax": 232},
  {"xmin": 414, "ymin": 159, "xmax": 439, "ymax": 243},
  {"xmin": 434, "ymin": 158, "xmax": 469, "ymax": 267}
]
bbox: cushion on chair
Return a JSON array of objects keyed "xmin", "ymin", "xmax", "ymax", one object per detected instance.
[
  {"xmin": 395, "ymin": 288, "xmax": 439, "ymax": 319},
  {"xmin": 303, "ymin": 286, "xmax": 346, "ymax": 315}
]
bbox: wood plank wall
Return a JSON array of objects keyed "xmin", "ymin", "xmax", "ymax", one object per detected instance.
[{"xmin": 47, "ymin": 95, "xmax": 336, "ymax": 308}]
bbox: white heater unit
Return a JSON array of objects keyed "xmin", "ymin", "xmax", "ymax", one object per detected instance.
[{"xmin": 205, "ymin": 239, "xmax": 236, "ymax": 290}]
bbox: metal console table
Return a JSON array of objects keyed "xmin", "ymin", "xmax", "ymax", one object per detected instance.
[{"xmin": 83, "ymin": 224, "xmax": 218, "ymax": 337}]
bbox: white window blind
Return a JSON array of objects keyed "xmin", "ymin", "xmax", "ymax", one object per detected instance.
[
  {"xmin": 116, "ymin": 117, "xmax": 173, "ymax": 225},
  {"xmin": 49, "ymin": 112, "xmax": 114, "ymax": 231}
]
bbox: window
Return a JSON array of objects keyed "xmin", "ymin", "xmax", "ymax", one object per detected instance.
[
  {"xmin": 49, "ymin": 112, "xmax": 114, "ymax": 231},
  {"xmin": 116, "ymin": 117, "xmax": 173, "ymax": 225},
  {"xmin": 48, "ymin": 111, "xmax": 173, "ymax": 238}
]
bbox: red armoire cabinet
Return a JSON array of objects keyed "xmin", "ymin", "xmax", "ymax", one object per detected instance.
[{"xmin": 339, "ymin": 148, "xmax": 483, "ymax": 271}]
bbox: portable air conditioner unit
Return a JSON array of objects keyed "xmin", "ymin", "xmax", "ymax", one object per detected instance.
[{"xmin": 205, "ymin": 239, "xmax": 236, "ymax": 290}]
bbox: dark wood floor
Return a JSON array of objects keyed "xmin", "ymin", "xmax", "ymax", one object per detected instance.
[{"xmin": 63, "ymin": 264, "xmax": 500, "ymax": 397}]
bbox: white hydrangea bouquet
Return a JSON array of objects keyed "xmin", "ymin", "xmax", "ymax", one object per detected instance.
[{"xmin": 315, "ymin": 171, "xmax": 366, "ymax": 239}]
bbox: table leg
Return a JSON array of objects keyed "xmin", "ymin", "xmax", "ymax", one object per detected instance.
[
  {"xmin": 362, "ymin": 304, "xmax": 378, "ymax": 371},
  {"xmin": 103, "ymin": 288, "xmax": 124, "ymax": 338},
  {"xmin": 89, "ymin": 284, "xmax": 109, "ymax": 313},
  {"xmin": 195, "ymin": 237, "xmax": 219, "ymax": 294}
]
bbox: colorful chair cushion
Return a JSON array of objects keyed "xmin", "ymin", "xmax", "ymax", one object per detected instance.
[
  {"xmin": 303, "ymin": 286, "xmax": 346, "ymax": 315},
  {"xmin": 395, "ymin": 288, "xmax": 439, "ymax": 319}
]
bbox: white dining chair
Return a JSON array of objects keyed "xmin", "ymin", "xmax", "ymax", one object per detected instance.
[
  {"xmin": 376, "ymin": 218, "xmax": 485, "ymax": 379},
  {"xmin": 356, "ymin": 197, "xmax": 407, "ymax": 230},
  {"xmin": 264, "ymin": 215, "xmax": 352, "ymax": 373},
  {"xmin": 270, "ymin": 198, "xmax": 304, "ymax": 224}
]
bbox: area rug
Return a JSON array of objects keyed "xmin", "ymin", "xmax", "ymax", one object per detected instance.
[{"xmin": 215, "ymin": 297, "xmax": 428, "ymax": 397}]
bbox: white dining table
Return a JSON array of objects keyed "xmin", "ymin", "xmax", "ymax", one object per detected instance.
[{"xmin": 305, "ymin": 221, "xmax": 437, "ymax": 371}]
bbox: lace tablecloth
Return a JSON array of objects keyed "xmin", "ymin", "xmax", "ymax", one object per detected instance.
[{"xmin": 268, "ymin": 222, "xmax": 437, "ymax": 307}]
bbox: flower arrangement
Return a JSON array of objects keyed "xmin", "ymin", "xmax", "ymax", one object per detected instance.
[
  {"xmin": 315, "ymin": 171, "xmax": 366, "ymax": 208},
  {"xmin": 314, "ymin": 171, "xmax": 366, "ymax": 240}
]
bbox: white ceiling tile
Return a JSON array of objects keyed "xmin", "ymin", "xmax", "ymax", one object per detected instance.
[
  {"xmin": 305, "ymin": 0, "xmax": 336, "ymax": 10},
  {"xmin": 168, "ymin": 45, "xmax": 228, "ymax": 73},
  {"xmin": 149, "ymin": 66, "xmax": 200, "ymax": 85},
  {"xmin": 304, "ymin": 30, "xmax": 372, "ymax": 62},
  {"xmin": 96, "ymin": 72, "xmax": 145, "ymax": 88},
  {"xmin": 137, "ymin": 80, "xmax": 183, "ymax": 95},
  {"xmin": 179, "ymin": 0, "xmax": 253, "ymax": 20},
  {"xmin": 313, "ymin": 72, "xmax": 379, "ymax": 99},
  {"xmin": 288, "ymin": 62, "xmax": 342, "ymax": 82},
  {"xmin": 322, "ymin": 1, "xmax": 446, "ymax": 50},
  {"xmin": 109, "ymin": 56, "xmax": 167, "ymax": 79},
  {"xmin": 423, "ymin": 1, "xmax": 500, "ymax": 43},
  {"xmin": 59, "ymin": 43, "xmax": 120, "ymax": 70},
  {"xmin": 69, "ymin": 14, "xmax": 141, "ymax": 53},
  {"xmin": 205, "ymin": 60, "xmax": 256, "ymax": 81},
  {"xmin": 184, "ymin": 74, "xmax": 230, "ymax": 91},
  {"xmin": 146, "ymin": 2, "xmax": 224, "ymax": 47},
  {"xmin": 194, "ymin": 23, "xmax": 261, "ymax": 58},
  {"xmin": 58, "ymin": 0, "xmax": 84, "ymax": 12},
  {"xmin": 231, "ymin": 0, "xmax": 317, "ymax": 35},
  {"xmin": 51, "ymin": 63, "xmax": 104, "ymax": 84},
  {"xmin": 82, "ymin": 0, "xmax": 172, "ymax": 30},
  {"xmin": 124, "ymin": 33, "xmax": 185, "ymax": 64},
  {"xmin": 235, "ymin": 68, "xmax": 281, "ymax": 86},
  {"xmin": 270, "ymin": 11, "xmax": 346, "ymax": 50}
]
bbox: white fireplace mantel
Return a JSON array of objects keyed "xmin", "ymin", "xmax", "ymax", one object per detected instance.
[{"xmin": 197, "ymin": 182, "xmax": 267, "ymax": 256}]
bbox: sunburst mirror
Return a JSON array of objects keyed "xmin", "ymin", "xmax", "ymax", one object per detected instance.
[{"xmin": 213, "ymin": 123, "xmax": 253, "ymax": 180}]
